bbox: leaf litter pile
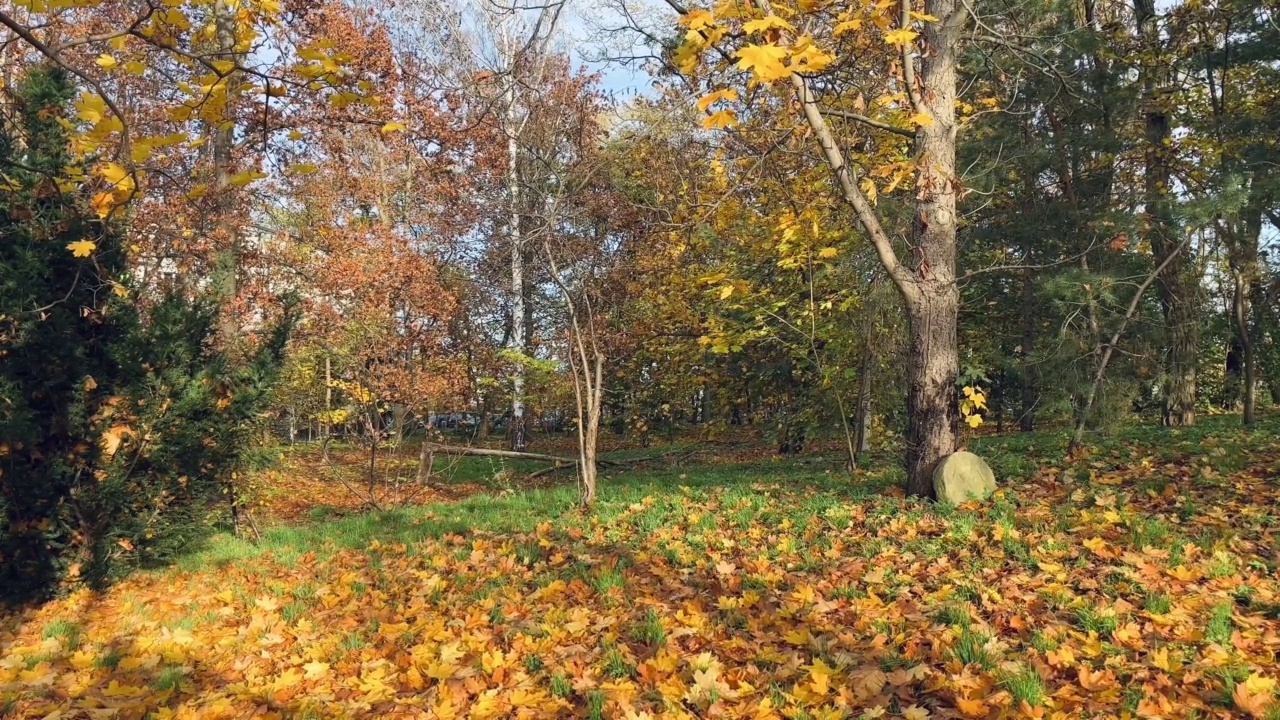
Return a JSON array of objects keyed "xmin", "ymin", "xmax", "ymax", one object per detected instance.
[{"xmin": 3, "ymin": 424, "xmax": 1279, "ymax": 719}]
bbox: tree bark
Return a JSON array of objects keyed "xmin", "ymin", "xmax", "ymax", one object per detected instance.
[
  {"xmin": 213, "ymin": 0, "xmax": 241, "ymax": 349},
  {"xmin": 506, "ymin": 97, "xmax": 528, "ymax": 450},
  {"xmin": 855, "ymin": 351, "xmax": 873, "ymax": 454},
  {"xmin": 1231, "ymin": 268, "xmax": 1256, "ymax": 425},
  {"xmin": 414, "ymin": 442, "xmax": 435, "ymax": 485},
  {"xmin": 905, "ymin": 291, "xmax": 960, "ymax": 495},
  {"xmin": 902, "ymin": 0, "xmax": 962, "ymax": 496}
]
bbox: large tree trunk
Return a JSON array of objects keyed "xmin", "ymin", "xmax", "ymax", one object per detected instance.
[
  {"xmin": 213, "ymin": 0, "xmax": 241, "ymax": 349},
  {"xmin": 902, "ymin": 0, "xmax": 962, "ymax": 496},
  {"xmin": 905, "ymin": 292, "xmax": 960, "ymax": 496},
  {"xmin": 1135, "ymin": 0, "xmax": 1196, "ymax": 426}
]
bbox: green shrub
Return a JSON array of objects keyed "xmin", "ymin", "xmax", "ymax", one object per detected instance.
[{"xmin": 0, "ymin": 65, "xmax": 293, "ymax": 605}]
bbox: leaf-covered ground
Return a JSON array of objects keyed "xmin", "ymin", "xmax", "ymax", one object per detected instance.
[{"xmin": 3, "ymin": 416, "xmax": 1280, "ymax": 719}]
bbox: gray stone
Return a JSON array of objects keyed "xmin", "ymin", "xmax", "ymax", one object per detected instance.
[{"xmin": 933, "ymin": 451, "xmax": 997, "ymax": 505}]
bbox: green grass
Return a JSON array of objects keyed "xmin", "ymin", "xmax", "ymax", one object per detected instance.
[
  {"xmin": 39, "ymin": 620, "xmax": 80, "ymax": 650},
  {"xmin": 949, "ymin": 627, "xmax": 995, "ymax": 669},
  {"xmin": 172, "ymin": 413, "xmax": 1280, "ymax": 577},
  {"xmin": 932, "ymin": 604, "xmax": 971, "ymax": 627},
  {"xmin": 586, "ymin": 688, "xmax": 607, "ymax": 720},
  {"xmin": 999, "ymin": 664, "xmax": 1046, "ymax": 707},
  {"xmin": 601, "ymin": 645, "xmax": 633, "ymax": 679},
  {"xmin": 1074, "ymin": 606, "xmax": 1120, "ymax": 636},
  {"xmin": 1144, "ymin": 592, "xmax": 1172, "ymax": 615},
  {"xmin": 549, "ymin": 672, "xmax": 572, "ymax": 698},
  {"xmin": 153, "ymin": 665, "xmax": 185, "ymax": 692},
  {"xmin": 630, "ymin": 607, "xmax": 666, "ymax": 646},
  {"xmin": 1206, "ymin": 603, "xmax": 1234, "ymax": 646},
  {"xmin": 95, "ymin": 648, "xmax": 124, "ymax": 670}
]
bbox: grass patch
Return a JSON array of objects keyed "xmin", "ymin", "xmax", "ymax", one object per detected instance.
[
  {"xmin": 999, "ymin": 664, "xmax": 1046, "ymax": 707},
  {"xmin": 153, "ymin": 665, "xmax": 185, "ymax": 692},
  {"xmin": 949, "ymin": 627, "xmax": 995, "ymax": 670},
  {"xmin": 1206, "ymin": 603, "xmax": 1234, "ymax": 646},
  {"xmin": 630, "ymin": 607, "xmax": 666, "ymax": 646},
  {"xmin": 39, "ymin": 620, "xmax": 80, "ymax": 650}
]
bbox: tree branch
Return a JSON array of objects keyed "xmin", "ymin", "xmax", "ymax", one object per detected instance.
[{"xmin": 818, "ymin": 107, "xmax": 916, "ymax": 138}]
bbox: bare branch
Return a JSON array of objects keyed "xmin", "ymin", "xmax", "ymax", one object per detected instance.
[{"xmin": 818, "ymin": 107, "xmax": 916, "ymax": 138}]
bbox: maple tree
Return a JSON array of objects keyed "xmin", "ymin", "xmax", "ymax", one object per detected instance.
[{"xmin": 644, "ymin": 0, "xmax": 978, "ymax": 496}]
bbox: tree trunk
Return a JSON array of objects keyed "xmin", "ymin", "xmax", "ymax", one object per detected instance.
[
  {"xmin": 213, "ymin": 0, "xmax": 242, "ymax": 349},
  {"xmin": 855, "ymin": 352, "xmax": 873, "ymax": 455},
  {"xmin": 579, "ymin": 352, "xmax": 602, "ymax": 507},
  {"xmin": 1232, "ymin": 269, "xmax": 1256, "ymax": 425},
  {"xmin": 391, "ymin": 403, "xmax": 408, "ymax": 444},
  {"xmin": 414, "ymin": 442, "xmax": 435, "ymax": 485},
  {"xmin": 506, "ymin": 112, "xmax": 528, "ymax": 450},
  {"xmin": 1136, "ymin": 0, "xmax": 1196, "ymax": 426},
  {"xmin": 902, "ymin": 0, "xmax": 962, "ymax": 496},
  {"xmin": 905, "ymin": 292, "xmax": 960, "ymax": 496},
  {"xmin": 322, "ymin": 355, "xmax": 332, "ymax": 461}
]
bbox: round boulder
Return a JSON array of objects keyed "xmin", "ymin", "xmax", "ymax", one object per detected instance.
[{"xmin": 932, "ymin": 451, "xmax": 997, "ymax": 505}]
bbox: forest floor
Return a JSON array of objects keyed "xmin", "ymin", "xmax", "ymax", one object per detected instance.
[{"xmin": 2, "ymin": 414, "xmax": 1280, "ymax": 719}]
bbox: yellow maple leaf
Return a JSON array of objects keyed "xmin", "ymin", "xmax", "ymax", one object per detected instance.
[
  {"xmin": 818, "ymin": 247, "xmax": 838, "ymax": 258},
  {"xmin": 381, "ymin": 121, "xmax": 407, "ymax": 133},
  {"xmin": 884, "ymin": 28, "xmax": 919, "ymax": 45},
  {"xmin": 228, "ymin": 170, "xmax": 266, "ymax": 186},
  {"xmin": 696, "ymin": 88, "xmax": 739, "ymax": 112},
  {"xmin": 789, "ymin": 37, "xmax": 835, "ymax": 73},
  {"xmin": 742, "ymin": 16, "xmax": 794, "ymax": 34},
  {"xmin": 702, "ymin": 109, "xmax": 737, "ymax": 130},
  {"xmin": 806, "ymin": 657, "xmax": 834, "ymax": 695},
  {"xmin": 1243, "ymin": 673, "xmax": 1277, "ymax": 695},
  {"xmin": 735, "ymin": 44, "xmax": 791, "ymax": 83},
  {"xmin": 95, "ymin": 54, "xmax": 119, "ymax": 70},
  {"xmin": 903, "ymin": 706, "xmax": 930, "ymax": 720},
  {"xmin": 67, "ymin": 239, "xmax": 97, "ymax": 257},
  {"xmin": 680, "ymin": 9, "xmax": 715, "ymax": 31},
  {"xmin": 909, "ymin": 111, "xmax": 934, "ymax": 126},
  {"xmin": 98, "ymin": 162, "xmax": 129, "ymax": 186},
  {"xmin": 834, "ymin": 18, "xmax": 864, "ymax": 35},
  {"xmin": 860, "ymin": 177, "xmax": 878, "ymax": 204}
]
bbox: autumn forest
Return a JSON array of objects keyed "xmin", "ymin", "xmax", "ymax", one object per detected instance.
[{"xmin": 2, "ymin": 0, "xmax": 1280, "ymax": 717}]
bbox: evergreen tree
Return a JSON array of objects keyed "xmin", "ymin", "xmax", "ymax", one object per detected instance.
[{"xmin": 1, "ymin": 66, "xmax": 293, "ymax": 604}]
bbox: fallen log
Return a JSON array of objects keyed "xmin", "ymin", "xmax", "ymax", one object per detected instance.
[{"xmin": 420, "ymin": 442, "xmax": 623, "ymax": 467}]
